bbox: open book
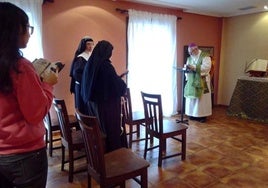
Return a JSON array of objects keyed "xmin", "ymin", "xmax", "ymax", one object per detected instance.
[
  {"xmin": 32, "ymin": 58, "xmax": 65, "ymax": 77},
  {"xmin": 120, "ymin": 70, "xmax": 129, "ymax": 78}
]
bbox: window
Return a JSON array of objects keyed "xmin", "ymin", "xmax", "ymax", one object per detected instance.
[
  {"xmin": 127, "ymin": 9, "xmax": 177, "ymax": 116},
  {"xmin": 4, "ymin": 0, "xmax": 43, "ymax": 61}
]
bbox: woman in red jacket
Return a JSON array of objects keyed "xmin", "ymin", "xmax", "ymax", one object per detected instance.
[{"xmin": 0, "ymin": 2, "xmax": 58, "ymax": 188}]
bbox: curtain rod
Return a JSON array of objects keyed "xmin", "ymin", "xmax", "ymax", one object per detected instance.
[
  {"xmin": 115, "ymin": 8, "xmax": 182, "ymax": 20},
  {"xmin": 43, "ymin": 0, "xmax": 54, "ymax": 3}
]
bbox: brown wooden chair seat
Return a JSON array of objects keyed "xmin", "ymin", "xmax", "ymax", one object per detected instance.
[
  {"xmin": 52, "ymin": 98, "xmax": 86, "ymax": 182},
  {"xmin": 75, "ymin": 109, "xmax": 150, "ymax": 188},
  {"xmin": 141, "ymin": 91, "xmax": 188, "ymax": 167}
]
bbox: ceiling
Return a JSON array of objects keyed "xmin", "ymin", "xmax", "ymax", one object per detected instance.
[{"xmin": 124, "ymin": 0, "xmax": 268, "ymax": 17}]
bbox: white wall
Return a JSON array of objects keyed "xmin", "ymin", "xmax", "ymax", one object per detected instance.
[{"xmin": 218, "ymin": 12, "xmax": 268, "ymax": 105}]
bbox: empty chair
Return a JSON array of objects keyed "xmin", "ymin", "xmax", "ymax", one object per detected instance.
[
  {"xmin": 76, "ymin": 109, "xmax": 150, "ymax": 188},
  {"xmin": 53, "ymin": 98, "xmax": 86, "ymax": 182},
  {"xmin": 141, "ymin": 91, "xmax": 188, "ymax": 167},
  {"xmin": 44, "ymin": 110, "xmax": 79, "ymax": 157},
  {"xmin": 122, "ymin": 88, "xmax": 147, "ymax": 148}
]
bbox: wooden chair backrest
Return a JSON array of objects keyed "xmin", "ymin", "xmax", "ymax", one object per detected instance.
[
  {"xmin": 43, "ymin": 112, "xmax": 52, "ymax": 131},
  {"xmin": 53, "ymin": 98, "xmax": 73, "ymax": 144},
  {"xmin": 121, "ymin": 87, "xmax": 134, "ymax": 122},
  {"xmin": 141, "ymin": 92, "xmax": 163, "ymax": 134},
  {"xmin": 75, "ymin": 110, "xmax": 106, "ymax": 180}
]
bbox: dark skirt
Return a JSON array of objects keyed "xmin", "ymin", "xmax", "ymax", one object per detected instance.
[
  {"xmin": 74, "ymin": 83, "xmax": 87, "ymax": 114},
  {"xmin": 87, "ymin": 98, "xmax": 127, "ymax": 152}
]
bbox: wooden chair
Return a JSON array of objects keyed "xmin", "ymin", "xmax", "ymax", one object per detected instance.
[
  {"xmin": 52, "ymin": 98, "xmax": 86, "ymax": 182},
  {"xmin": 75, "ymin": 109, "xmax": 150, "ymax": 188},
  {"xmin": 122, "ymin": 88, "xmax": 147, "ymax": 148},
  {"xmin": 44, "ymin": 111, "xmax": 79, "ymax": 157},
  {"xmin": 141, "ymin": 91, "xmax": 188, "ymax": 167}
]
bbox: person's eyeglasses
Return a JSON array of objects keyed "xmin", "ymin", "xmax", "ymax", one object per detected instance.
[{"xmin": 27, "ymin": 25, "xmax": 34, "ymax": 35}]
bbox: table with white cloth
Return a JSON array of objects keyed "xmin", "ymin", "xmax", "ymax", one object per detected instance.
[{"xmin": 227, "ymin": 76, "xmax": 268, "ymax": 123}]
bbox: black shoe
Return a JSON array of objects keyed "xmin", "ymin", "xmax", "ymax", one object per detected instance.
[
  {"xmin": 189, "ymin": 116, "xmax": 195, "ymax": 120},
  {"xmin": 197, "ymin": 117, "xmax": 207, "ymax": 123}
]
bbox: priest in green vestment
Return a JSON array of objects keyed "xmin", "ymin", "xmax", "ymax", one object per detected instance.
[{"xmin": 184, "ymin": 43, "xmax": 212, "ymax": 123}]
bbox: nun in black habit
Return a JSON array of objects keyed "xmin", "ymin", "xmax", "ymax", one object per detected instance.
[
  {"xmin": 69, "ymin": 36, "xmax": 94, "ymax": 114},
  {"xmin": 81, "ymin": 40, "xmax": 127, "ymax": 152}
]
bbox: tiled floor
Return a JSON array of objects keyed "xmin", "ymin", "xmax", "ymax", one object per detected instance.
[{"xmin": 47, "ymin": 106, "xmax": 268, "ymax": 188}]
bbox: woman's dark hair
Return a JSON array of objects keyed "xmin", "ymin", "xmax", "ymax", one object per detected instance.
[{"xmin": 0, "ymin": 2, "xmax": 29, "ymax": 94}]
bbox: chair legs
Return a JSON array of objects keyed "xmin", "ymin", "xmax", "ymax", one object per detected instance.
[
  {"xmin": 60, "ymin": 144, "xmax": 87, "ymax": 182},
  {"xmin": 68, "ymin": 150, "xmax": 74, "ymax": 182},
  {"xmin": 127, "ymin": 124, "xmax": 148, "ymax": 149},
  {"xmin": 45, "ymin": 129, "xmax": 48, "ymax": 148},
  {"xmin": 136, "ymin": 124, "xmax": 140, "ymax": 137},
  {"xmin": 141, "ymin": 169, "xmax": 148, "ymax": 188},
  {"xmin": 61, "ymin": 145, "xmax": 65, "ymax": 171},
  {"xmin": 45, "ymin": 129, "xmax": 52, "ymax": 156},
  {"xmin": 181, "ymin": 132, "xmax": 186, "ymax": 160},
  {"xmin": 158, "ymin": 139, "xmax": 168, "ymax": 166},
  {"xmin": 143, "ymin": 131, "xmax": 150, "ymax": 160},
  {"xmin": 48, "ymin": 129, "xmax": 54, "ymax": 157},
  {"xmin": 128, "ymin": 125, "xmax": 134, "ymax": 148},
  {"xmin": 128, "ymin": 124, "xmax": 142, "ymax": 148},
  {"xmin": 158, "ymin": 139, "xmax": 163, "ymax": 167},
  {"xmin": 45, "ymin": 127, "xmax": 61, "ymax": 157},
  {"xmin": 60, "ymin": 145, "xmax": 75, "ymax": 182},
  {"xmin": 144, "ymin": 133, "xmax": 187, "ymax": 167},
  {"xmin": 87, "ymin": 173, "xmax": 91, "ymax": 188}
]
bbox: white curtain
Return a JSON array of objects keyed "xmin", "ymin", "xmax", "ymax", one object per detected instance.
[
  {"xmin": 127, "ymin": 9, "xmax": 177, "ymax": 116},
  {"xmin": 1, "ymin": 0, "xmax": 43, "ymax": 61}
]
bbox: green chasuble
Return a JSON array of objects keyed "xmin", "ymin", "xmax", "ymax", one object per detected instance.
[{"xmin": 184, "ymin": 52, "xmax": 208, "ymax": 99}]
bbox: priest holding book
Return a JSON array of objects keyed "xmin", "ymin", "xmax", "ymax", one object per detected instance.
[{"xmin": 184, "ymin": 43, "xmax": 212, "ymax": 123}]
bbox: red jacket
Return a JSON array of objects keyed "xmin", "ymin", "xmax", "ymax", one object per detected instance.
[{"xmin": 0, "ymin": 58, "xmax": 53, "ymax": 154}]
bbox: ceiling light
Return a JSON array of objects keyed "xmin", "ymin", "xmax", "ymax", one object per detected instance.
[{"xmin": 264, "ymin": 5, "xmax": 268, "ymax": 10}]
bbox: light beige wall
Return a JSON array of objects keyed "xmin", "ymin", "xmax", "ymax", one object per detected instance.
[{"xmin": 218, "ymin": 12, "xmax": 268, "ymax": 105}]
